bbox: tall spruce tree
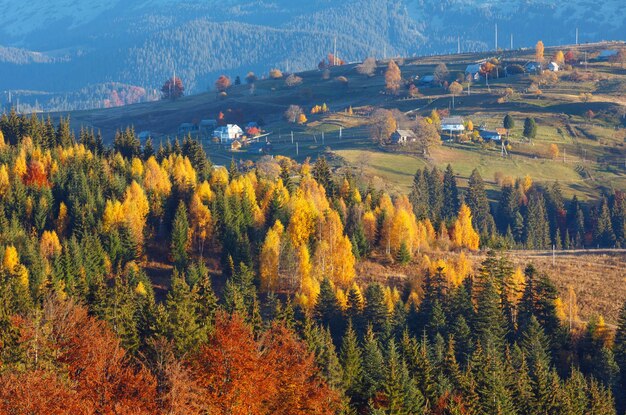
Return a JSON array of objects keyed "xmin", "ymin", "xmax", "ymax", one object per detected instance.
[
  {"xmin": 466, "ymin": 169, "xmax": 495, "ymax": 237},
  {"xmin": 170, "ymin": 201, "xmax": 190, "ymax": 270},
  {"xmin": 442, "ymin": 164, "xmax": 460, "ymax": 222}
]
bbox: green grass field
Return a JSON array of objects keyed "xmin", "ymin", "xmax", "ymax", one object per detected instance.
[{"xmin": 60, "ymin": 41, "xmax": 626, "ymax": 200}]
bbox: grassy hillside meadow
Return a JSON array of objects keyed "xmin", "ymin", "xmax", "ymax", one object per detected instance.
[{"xmin": 64, "ymin": 42, "xmax": 626, "ymax": 200}]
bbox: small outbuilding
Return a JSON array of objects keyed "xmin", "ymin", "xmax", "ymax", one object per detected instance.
[
  {"xmin": 479, "ymin": 129, "xmax": 502, "ymax": 141},
  {"xmin": 548, "ymin": 62, "xmax": 559, "ymax": 72},
  {"xmin": 390, "ymin": 129, "xmax": 416, "ymax": 145},
  {"xmin": 230, "ymin": 139, "xmax": 242, "ymax": 151}
]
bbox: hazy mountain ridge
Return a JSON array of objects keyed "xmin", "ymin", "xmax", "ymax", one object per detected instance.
[{"xmin": 0, "ymin": 0, "xmax": 623, "ymax": 110}]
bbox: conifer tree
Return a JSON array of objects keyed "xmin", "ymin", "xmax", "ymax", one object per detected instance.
[
  {"xmin": 340, "ymin": 321, "xmax": 364, "ymax": 406},
  {"xmin": 524, "ymin": 192, "xmax": 551, "ymax": 249},
  {"xmin": 361, "ymin": 327, "xmax": 385, "ymax": 403},
  {"xmin": 363, "ymin": 283, "xmax": 389, "ymax": 335},
  {"xmin": 380, "ymin": 339, "xmax": 425, "ymax": 414},
  {"xmin": 523, "ymin": 117, "xmax": 537, "ymax": 140},
  {"xmin": 170, "ymin": 201, "xmax": 190, "ymax": 270},
  {"xmin": 409, "ymin": 168, "xmax": 430, "ymax": 220},
  {"xmin": 466, "ymin": 169, "xmax": 495, "ymax": 237},
  {"xmin": 442, "ymin": 164, "xmax": 460, "ymax": 222},
  {"xmin": 161, "ymin": 271, "xmax": 205, "ymax": 356},
  {"xmin": 427, "ymin": 167, "xmax": 444, "ymax": 224},
  {"xmin": 594, "ymin": 197, "xmax": 616, "ymax": 247},
  {"xmin": 474, "ymin": 275, "xmax": 508, "ymax": 351}
]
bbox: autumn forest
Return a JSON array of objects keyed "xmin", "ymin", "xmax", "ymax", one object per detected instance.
[{"xmin": 0, "ymin": 112, "xmax": 625, "ymax": 414}]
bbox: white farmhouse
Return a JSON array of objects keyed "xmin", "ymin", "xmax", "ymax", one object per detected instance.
[
  {"xmin": 213, "ymin": 124, "xmax": 244, "ymax": 143},
  {"xmin": 441, "ymin": 116, "xmax": 465, "ymax": 134}
]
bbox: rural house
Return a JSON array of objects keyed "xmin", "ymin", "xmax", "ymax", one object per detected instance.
[
  {"xmin": 441, "ymin": 116, "xmax": 465, "ymax": 134},
  {"xmin": 548, "ymin": 62, "xmax": 559, "ymax": 72},
  {"xmin": 214, "ymin": 124, "xmax": 244, "ymax": 143},
  {"xmin": 525, "ymin": 62, "xmax": 542, "ymax": 73},
  {"xmin": 390, "ymin": 129, "xmax": 416, "ymax": 145}
]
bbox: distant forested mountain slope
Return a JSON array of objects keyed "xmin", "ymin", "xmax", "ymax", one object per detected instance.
[{"xmin": 0, "ymin": 0, "xmax": 623, "ymax": 110}]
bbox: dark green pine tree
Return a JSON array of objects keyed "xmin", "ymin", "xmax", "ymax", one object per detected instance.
[
  {"xmin": 380, "ymin": 339, "xmax": 425, "ymax": 415},
  {"xmin": 340, "ymin": 321, "xmax": 364, "ymax": 406},
  {"xmin": 496, "ymin": 183, "xmax": 517, "ymax": 234},
  {"xmin": 361, "ymin": 326, "xmax": 386, "ymax": 403},
  {"xmin": 314, "ymin": 278, "xmax": 344, "ymax": 342},
  {"xmin": 427, "ymin": 166, "xmax": 444, "ymax": 224},
  {"xmin": 524, "ymin": 191, "xmax": 551, "ymax": 249},
  {"xmin": 503, "ymin": 113, "xmax": 515, "ymax": 134},
  {"xmin": 567, "ymin": 195, "xmax": 586, "ymax": 248},
  {"xmin": 363, "ymin": 283, "xmax": 389, "ymax": 335},
  {"xmin": 409, "ymin": 168, "xmax": 430, "ymax": 220},
  {"xmin": 317, "ymin": 327, "xmax": 344, "ymax": 391},
  {"xmin": 594, "ymin": 197, "xmax": 616, "ymax": 247},
  {"xmin": 473, "ymin": 344, "xmax": 517, "ymax": 415},
  {"xmin": 346, "ymin": 285, "xmax": 365, "ymax": 336},
  {"xmin": 451, "ymin": 315, "xmax": 473, "ymax": 364},
  {"xmin": 442, "ymin": 164, "xmax": 460, "ymax": 222},
  {"xmin": 523, "ymin": 117, "xmax": 537, "ymax": 140},
  {"xmin": 609, "ymin": 192, "xmax": 625, "ymax": 247},
  {"xmin": 170, "ymin": 201, "xmax": 190, "ymax": 270},
  {"xmin": 427, "ymin": 300, "xmax": 447, "ymax": 338},
  {"xmin": 517, "ymin": 265, "xmax": 561, "ymax": 342},
  {"xmin": 466, "ymin": 169, "xmax": 496, "ymax": 237},
  {"xmin": 474, "ymin": 275, "xmax": 508, "ymax": 351},
  {"xmin": 401, "ymin": 332, "xmax": 438, "ymax": 406},
  {"xmin": 106, "ymin": 277, "xmax": 140, "ymax": 353},
  {"xmin": 161, "ymin": 270, "xmax": 205, "ymax": 356}
]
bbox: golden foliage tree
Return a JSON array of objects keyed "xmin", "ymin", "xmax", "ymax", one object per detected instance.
[
  {"xmin": 260, "ymin": 220, "xmax": 284, "ymax": 292},
  {"xmin": 452, "ymin": 204, "xmax": 480, "ymax": 250},
  {"xmin": 554, "ymin": 50, "xmax": 565, "ymax": 64},
  {"xmin": 385, "ymin": 59, "xmax": 402, "ymax": 94},
  {"xmin": 535, "ymin": 40, "xmax": 545, "ymax": 63},
  {"xmin": 40, "ymin": 230, "xmax": 62, "ymax": 259},
  {"xmin": 189, "ymin": 193, "xmax": 213, "ymax": 256}
]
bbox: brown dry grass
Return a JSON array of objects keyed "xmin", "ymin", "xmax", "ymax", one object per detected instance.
[
  {"xmin": 357, "ymin": 249, "xmax": 625, "ymax": 325},
  {"xmin": 505, "ymin": 250, "xmax": 626, "ymax": 325}
]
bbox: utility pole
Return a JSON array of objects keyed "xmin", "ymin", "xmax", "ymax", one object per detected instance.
[
  {"xmin": 334, "ymin": 36, "xmax": 337, "ymax": 66},
  {"xmin": 576, "ymin": 27, "xmax": 579, "ymax": 45},
  {"xmin": 457, "ymin": 36, "xmax": 461, "ymax": 54},
  {"xmin": 495, "ymin": 23, "xmax": 498, "ymax": 50},
  {"xmin": 510, "ymin": 33, "xmax": 513, "ymax": 50}
]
